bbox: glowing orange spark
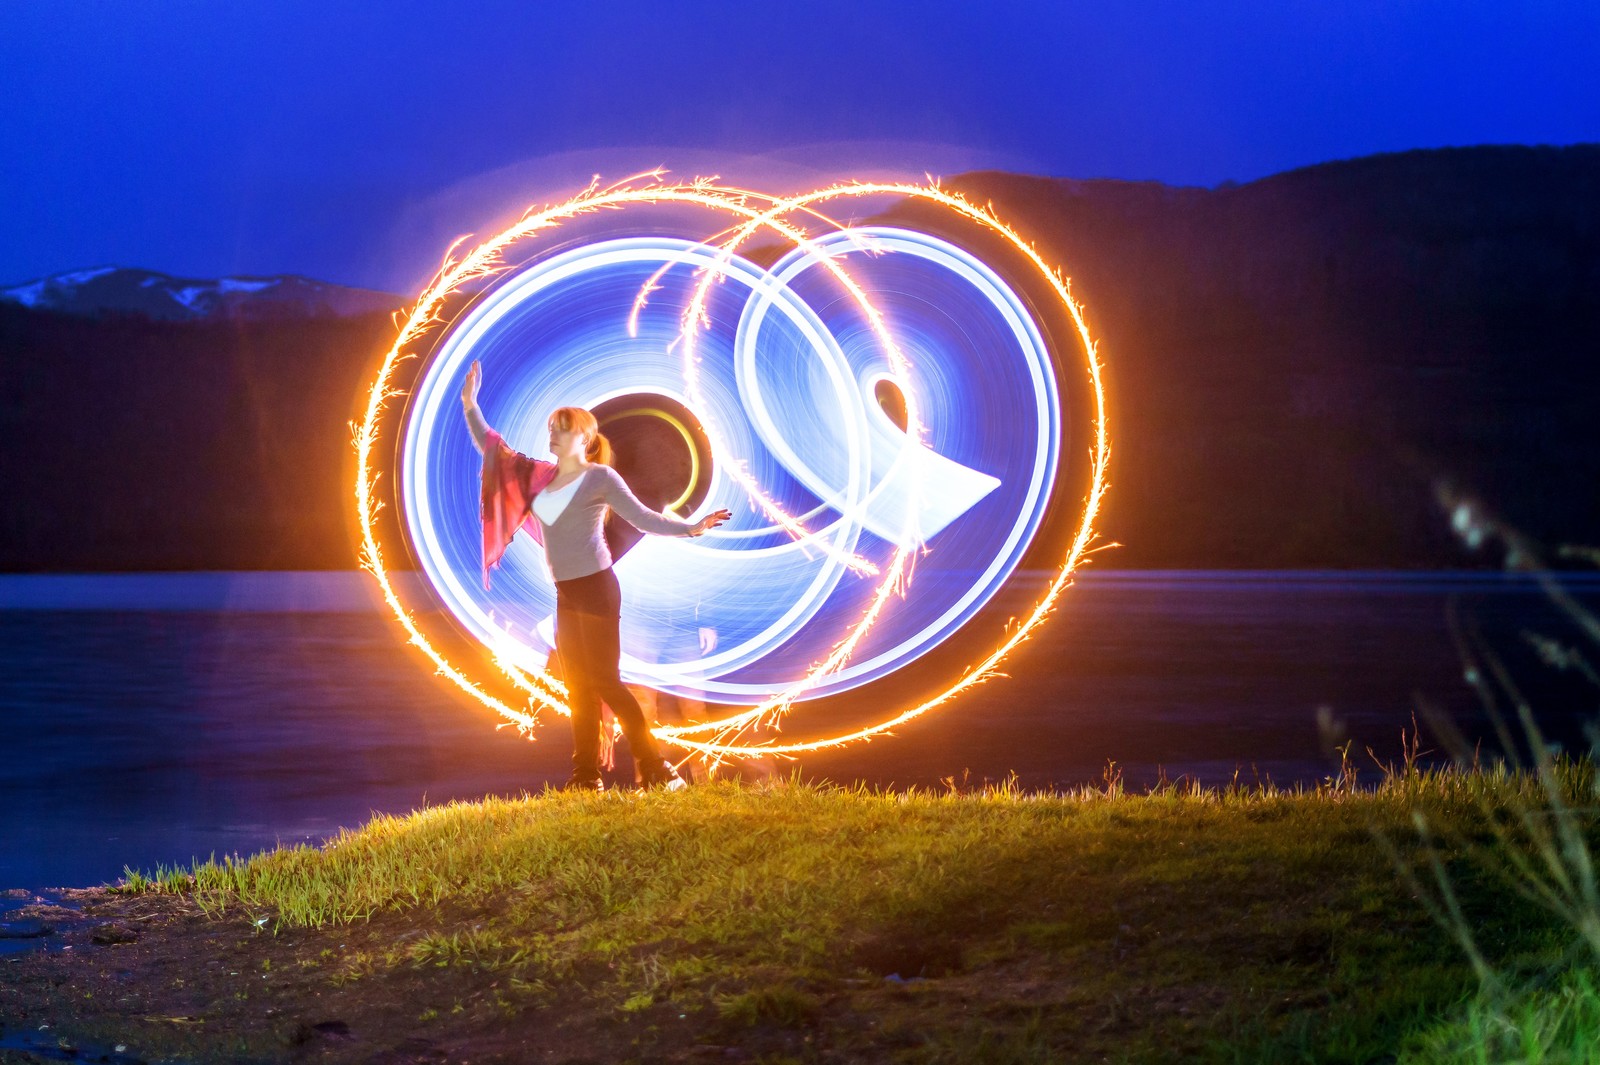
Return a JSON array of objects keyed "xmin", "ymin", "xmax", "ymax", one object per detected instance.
[{"xmin": 353, "ymin": 174, "xmax": 1109, "ymax": 758}]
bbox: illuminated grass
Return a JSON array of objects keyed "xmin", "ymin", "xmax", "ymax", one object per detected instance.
[
  {"xmin": 1398, "ymin": 967, "xmax": 1600, "ymax": 1063},
  {"xmin": 119, "ymin": 765, "xmax": 1598, "ymax": 1062},
  {"xmin": 1395, "ymin": 496, "xmax": 1600, "ymax": 1063}
]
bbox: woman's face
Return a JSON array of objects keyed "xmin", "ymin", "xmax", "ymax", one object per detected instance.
[{"xmin": 548, "ymin": 419, "xmax": 588, "ymax": 458}]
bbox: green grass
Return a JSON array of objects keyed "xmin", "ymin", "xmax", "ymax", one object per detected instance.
[
  {"xmin": 118, "ymin": 759, "xmax": 1600, "ymax": 1062},
  {"xmin": 113, "ymin": 861, "xmax": 198, "ymax": 895},
  {"xmin": 1398, "ymin": 967, "xmax": 1600, "ymax": 1063},
  {"xmin": 1410, "ymin": 498, "xmax": 1600, "ymax": 1060}
]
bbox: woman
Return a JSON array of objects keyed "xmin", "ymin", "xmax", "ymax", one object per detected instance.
[{"xmin": 461, "ymin": 359, "xmax": 730, "ymax": 791}]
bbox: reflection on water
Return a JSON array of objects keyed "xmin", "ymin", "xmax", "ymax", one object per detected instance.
[{"xmin": 2, "ymin": 570, "xmax": 1596, "ymax": 889}]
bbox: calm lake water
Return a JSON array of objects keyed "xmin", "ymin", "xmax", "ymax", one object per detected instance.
[{"xmin": 3, "ymin": 570, "xmax": 1597, "ymax": 890}]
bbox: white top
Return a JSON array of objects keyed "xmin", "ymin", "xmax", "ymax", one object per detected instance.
[
  {"xmin": 532, "ymin": 469, "xmax": 586, "ymax": 526},
  {"xmin": 521, "ymin": 459, "xmax": 695, "ymax": 581}
]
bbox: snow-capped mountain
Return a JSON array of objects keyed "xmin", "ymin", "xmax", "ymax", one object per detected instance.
[{"xmin": 0, "ymin": 266, "xmax": 406, "ymax": 320}]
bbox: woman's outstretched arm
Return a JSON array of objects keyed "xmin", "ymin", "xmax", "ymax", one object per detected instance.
[
  {"xmin": 596, "ymin": 467, "xmax": 732, "ymax": 537},
  {"xmin": 461, "ymin": 359, "xmax": 491, "ymax": 453}
]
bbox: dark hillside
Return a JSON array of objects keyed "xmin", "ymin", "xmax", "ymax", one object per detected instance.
[
  {"xmin": 942, "ymin": 145, "xmax": 1600, "ymax": 566},
  {"xmin": 2, "ymin": 146, "xmax": 1596, "ymax": 570},
  {"xmin": 0, "ymin": 306, "xmax": 400, "ymax": 570}
]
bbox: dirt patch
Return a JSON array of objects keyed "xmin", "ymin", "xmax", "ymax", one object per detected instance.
[
  {"xmin": 0, "ymin": 889, "xmax": 700, "ymax": 1064},
  {"xmin": 0, "ymin": 888, "xmax": 1143, "ymax": 1064},
  {"xmin": 2, "ymin": 889, "xmax": 1050, "ymax": 1064}
]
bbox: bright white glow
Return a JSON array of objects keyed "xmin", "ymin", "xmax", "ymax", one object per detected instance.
[{"xmin": 399, "ymin": 227, "xmax": 1060, "ymax": 703}]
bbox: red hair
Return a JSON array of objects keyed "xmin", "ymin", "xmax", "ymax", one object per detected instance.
[{"xmin": 548, "ymin": 406, "xmax": 612, "ymax": 466}]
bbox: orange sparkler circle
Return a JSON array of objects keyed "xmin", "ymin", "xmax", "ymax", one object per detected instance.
[{"xmin": 353, "ymin": 174, "xmax": 1109, "ymax": 759}]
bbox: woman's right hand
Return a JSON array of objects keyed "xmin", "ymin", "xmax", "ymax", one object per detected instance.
[
  {"xmin": 461, "ymin": 359, "xmax": 482, "ymax": 407},
  {"xmin": 690, "ymin": 508, "xmax": 733, "ymax": 537}
]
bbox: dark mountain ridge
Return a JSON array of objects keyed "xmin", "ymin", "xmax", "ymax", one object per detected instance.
[
  {"xmin": 1, "ymin": 144, "xmax": 1595, "ymax": 570},
  {"xmin": 1, "ymin": 266, "xmax": 404, "ymax": 321},
  {"xmin": 933, "ymin": 145, "xmax": 1600, "ymax": 568}
]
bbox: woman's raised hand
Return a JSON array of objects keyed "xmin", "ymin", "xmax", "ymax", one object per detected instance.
[
  {"xmin": 460, "ymin": 360, "xmax": 492, "ymax": 453},
  {"xmin": 690, "ymin": 508, "xmax": 733, "ymax": 537}
]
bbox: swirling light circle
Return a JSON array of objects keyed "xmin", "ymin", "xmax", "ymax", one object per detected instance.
[{"xmin": 354, "ymin": 175, "xmax": 1110, "ymax": 757}]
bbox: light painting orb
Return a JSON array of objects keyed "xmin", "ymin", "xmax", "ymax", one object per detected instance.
[
  {"xmin": 400, "ymin": 229, "xmax": 1060, "ymax": 702},
  {"xmin": 354, "ymin": 176, "xmax": 1109, "ymax": 757}
]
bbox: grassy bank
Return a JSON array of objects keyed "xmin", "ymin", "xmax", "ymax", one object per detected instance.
[{"xmin": 88, "ymin": 761, "xmax": 1599, "ymax": 1063}]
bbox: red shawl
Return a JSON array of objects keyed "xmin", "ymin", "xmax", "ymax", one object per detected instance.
[{"xmin": 480, "ymin": 429, "xmax": 558, "ymax": 589}]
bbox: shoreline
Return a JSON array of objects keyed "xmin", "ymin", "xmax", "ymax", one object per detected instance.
[{"xmin": 4, "ymin": 568, "xmax": 1598, "ymax": 614}]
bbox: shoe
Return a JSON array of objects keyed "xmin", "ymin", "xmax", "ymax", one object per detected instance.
[
  {"xmin": 638, "ymin": 760, "xmax": 688, "ymax": 792},
  {"xmin": 558, "ymin": 774, "xmax": 606, "ymax": 793}
]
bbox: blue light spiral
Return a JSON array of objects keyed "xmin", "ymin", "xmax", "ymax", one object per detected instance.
[{"xmin": 400, "ymin": 227, "xmax": 1060, "ymax": 705}]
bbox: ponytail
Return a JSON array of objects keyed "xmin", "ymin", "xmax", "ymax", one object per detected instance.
[{"xmin": 586, "ymin": 431, "xmax": 612, "ymax": 467}]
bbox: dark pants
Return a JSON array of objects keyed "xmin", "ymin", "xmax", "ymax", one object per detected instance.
[{"xmin": 554, "ymin": 567, "xmax": 663, "ymax": 781}]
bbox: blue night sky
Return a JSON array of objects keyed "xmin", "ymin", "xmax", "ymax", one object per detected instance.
[{"xmin": 3, "ymin": 0, "xmax": 1596, "ymax": 293}]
